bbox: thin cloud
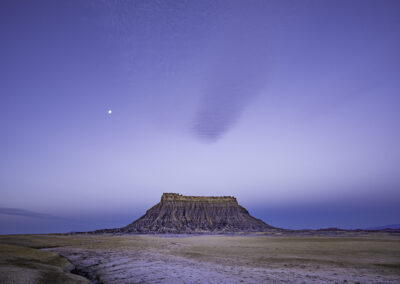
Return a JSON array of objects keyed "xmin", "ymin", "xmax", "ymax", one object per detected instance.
[
  {"xmin": 193, "ymin": 7, "xmax": 268, "ymax": 142},
  {"xmin": 0, "ymin": 208, "xmax": 70, "ymax": 221}
]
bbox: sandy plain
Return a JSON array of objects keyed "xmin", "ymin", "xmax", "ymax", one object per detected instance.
[{"xmin": 0, "ymin": 232, "xmax": 399, "ymax": 283}]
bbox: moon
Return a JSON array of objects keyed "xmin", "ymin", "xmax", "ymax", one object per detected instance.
[{"xmin": 108, "ymin": 110, "xmax": 112, "ymax": 115}]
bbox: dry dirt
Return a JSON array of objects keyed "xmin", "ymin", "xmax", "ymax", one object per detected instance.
[{"xmin": 1, "ymin": 233, "xmax": 400, "ymax": 283}]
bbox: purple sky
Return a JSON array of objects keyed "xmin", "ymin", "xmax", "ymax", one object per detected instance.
[{"xmin": 1, "ymin": 0, "xmax": 400, "ymax": 233}]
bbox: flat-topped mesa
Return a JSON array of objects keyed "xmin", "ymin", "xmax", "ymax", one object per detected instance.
[
  {"xmin": 98, "ymin": 192, "xmax": 275, "ymax": 234},
  {"xmin": 161, "ymin": 193, "xmax": 237, "ymax": 203}
]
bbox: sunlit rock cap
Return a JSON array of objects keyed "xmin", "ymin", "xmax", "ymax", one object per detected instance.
[{"xmin": 161, "ymin": 193, "xmax": 237, "ymax": 203}]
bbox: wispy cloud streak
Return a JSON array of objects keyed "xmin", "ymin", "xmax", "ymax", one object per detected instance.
[
  {"xmin": 193, "ymin": 7, "xmax": 269, "ymax": 142},
  {"xmin": 0, "ymin": 208, "xmax": 70, "ymax": 221}
]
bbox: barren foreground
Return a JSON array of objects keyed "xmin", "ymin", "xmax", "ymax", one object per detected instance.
[{"xmin": 1, "ymin": 233, "xmax": 399, "ymax": 283}]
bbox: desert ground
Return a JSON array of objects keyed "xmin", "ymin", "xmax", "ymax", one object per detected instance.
[{"xmin": 0, "ymin": 232, "xmax": 399, "ymax": 284}]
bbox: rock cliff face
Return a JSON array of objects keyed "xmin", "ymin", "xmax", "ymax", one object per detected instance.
[{"xmin": 106, "ymin": 193, "xmax": 274, "ymax": 233}]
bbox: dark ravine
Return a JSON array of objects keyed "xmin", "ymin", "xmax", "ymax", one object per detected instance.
[
  {"xmin": 71, "ymin": 266, "xmax": 102, "ymax": 284},
  {"xmin": 95, "ymin": 193, "xmax": 275, "ymax": 234}
]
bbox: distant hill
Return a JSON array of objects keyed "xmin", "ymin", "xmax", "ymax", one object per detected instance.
[{"xmin": 366, "ymin": 224, "xmax": 400, "ymax": 230}]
